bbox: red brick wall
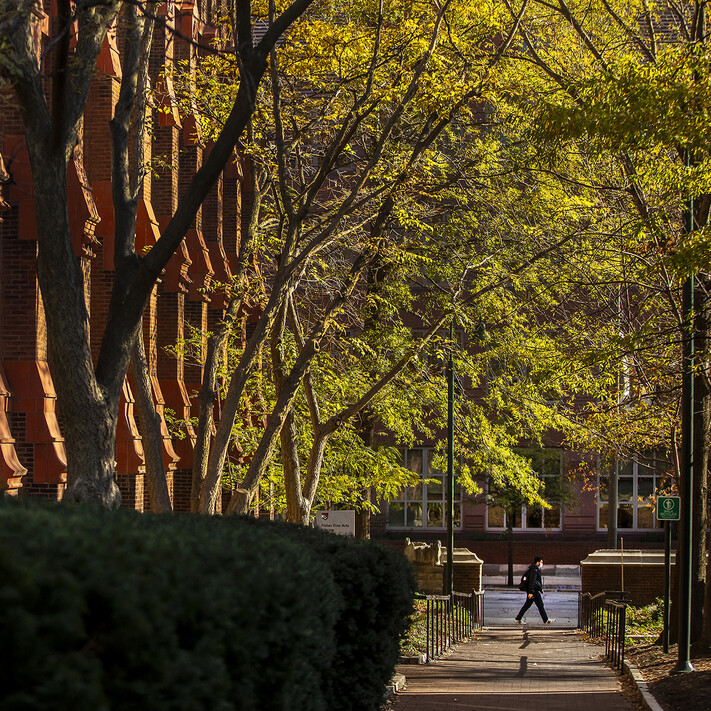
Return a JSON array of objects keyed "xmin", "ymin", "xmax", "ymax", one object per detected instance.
[
  {"xmin": 378, "ymin": 535, "xmax": 664, "ymax": 567},
  {"xmin": 0, "ymin": 3, "xmax": 247, "ymax": 510},
  {"xmin": 581, "ymin": 563, "xmax": 673, "ymax": 607}
]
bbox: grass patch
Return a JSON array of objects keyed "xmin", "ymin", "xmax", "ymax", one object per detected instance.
[
  {"xmin": 400, "ymin": 601, "xmax": 428, "ymax": 657},
  {"xmin": 626, "ymin": 597, "xmax": 663, "ymax": 645}
]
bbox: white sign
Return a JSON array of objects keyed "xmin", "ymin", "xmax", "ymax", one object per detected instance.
[{"xmin": 314, "ymin": 510, "xmax": 356, "ymax": 536}]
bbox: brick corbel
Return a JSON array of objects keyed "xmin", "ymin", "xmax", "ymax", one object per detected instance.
[
  {"xmin": 2, "ymin": 361, "xmax": 67, "ymax": 484},
  {"xmin": 0, "ymin": 366, "xmax": 27, "ymax": 494},
  {"xmin": 150, "ymin": 376, "xmax": 181, "ymax": 472},
  {"xmin": 116, "ymin": 379, "xmax": 146, "ymax": 475},
  {"xmin": 68, "ymin": 145, "xmax": 101, "ymax": 259},
  {"xmin": 160, "ymin": 378, "xmax": 197, "ymax": 468},
  {"xmin": 185, "ymin": 227, "xmax": 213, "ymax": 302},
  {"xmin": 2, "ymin": 136, "xmax": 37, "ymax": 241},
  {"xmin": 0, "ymin": 153, "xmax": 10, "ymax": 218}
]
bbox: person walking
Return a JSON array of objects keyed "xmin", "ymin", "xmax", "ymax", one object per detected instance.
[{"xmin": 515, "ymin": 556, "xmax": 554, "ymax": 624}]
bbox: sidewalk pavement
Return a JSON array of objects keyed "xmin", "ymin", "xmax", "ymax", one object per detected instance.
[{"xmin": 388, "ymin": 628, "xmax": 637, "ymax": 711}]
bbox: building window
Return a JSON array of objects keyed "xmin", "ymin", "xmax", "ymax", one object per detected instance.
[
  {"xmin": 598, "ymin": 454, "xmax": 672, "ymax": 531},
  {"xmin": 486, "ymin": 448, "xmax": 563, "ymax": 531},
  {"xmin": 387, "ymin": 448, "xmax": 461, "ymax": 529}
]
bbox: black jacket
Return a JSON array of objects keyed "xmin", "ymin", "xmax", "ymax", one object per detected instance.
[{"xmin": 526, "ymin": 563, "xmax": 543, "ymax": 594}]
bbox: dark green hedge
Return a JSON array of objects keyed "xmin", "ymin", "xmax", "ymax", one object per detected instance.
[
  {"xmin": 233, "ymin": 517, "xmax": 416, "ymax": 711},
  {"xmin": 0, "ymin": 500, "xmax": 339, "ymax": 711},
  {"xmin": 0, "ymin": 500, "xmax": 415, "ymax": 711}
]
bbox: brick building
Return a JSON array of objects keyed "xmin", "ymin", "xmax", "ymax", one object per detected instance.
[
  {"xmin": 0, "ymin": 3, "xmax": 674, "ymax": 566},
  {"xmin": 371, "ymin": 441, "xmax": 669, "ymax": 564},
  {"xmin": 0, "ymin": 0, "xmax": 245, "ymax": 512}
]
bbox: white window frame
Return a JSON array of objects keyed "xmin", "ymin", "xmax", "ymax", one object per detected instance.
[
  {"xmin": 485, "ymin": 447, "xmax": 563, "ymax": 532},
  {"xmin": 386, "ymin": 448, "xmax": 462, "ymax": 530},
  {"xmin": 597, "ymin": 455, "xmax": 670, "ymax": 532}
]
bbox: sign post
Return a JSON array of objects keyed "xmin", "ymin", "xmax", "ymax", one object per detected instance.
[{"xmin": 657, "ymin": 496, "xmax": 680, "ymax": 654}]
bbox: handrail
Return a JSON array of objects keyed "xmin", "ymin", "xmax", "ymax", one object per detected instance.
[
  {"xmin": 578, "ymin": 592, "xmax": 627, "ymax": 671},
  {"xmin": 415, "ymin": 590, "xmax": 484, "ymax": 662},
  {"xmin": 578, "ymin": 592, "xmax": 606, "ymax": 638},
  {"xmin": 605, "ymin": 600, "xmax": 627, "ymax": 671}
]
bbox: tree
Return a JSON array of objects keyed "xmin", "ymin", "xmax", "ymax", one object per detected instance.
[
  {"xmin": 167, "ymin": 0, "xmax": 534, "ymax": 517},
  {"xmin": 0, "ymin": 0, "xmax": 316, "ymax": 505},
  {"xmin": 492, "ymin": 0, "xmax": 711, "ymax": 646}
]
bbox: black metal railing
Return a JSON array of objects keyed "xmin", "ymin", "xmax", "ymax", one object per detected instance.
[
  {"xmin": 604, "ymin": 600, "xmax": 627, "ymax": 671},
  {"xmin": 578, "ymin": 592, "xmax": 606, "ymax": 638},
  {"xmin": 416, "ymin": 590, "xmax": 485, "ymax": 662},
  {"xmin": 578, "ymin": 592, "xmax": 627, "ymax": 671}
]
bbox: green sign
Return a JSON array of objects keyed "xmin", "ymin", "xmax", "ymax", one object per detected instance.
[{"xmin": 657, "ymin": 496, "xmax": 681, "ymax": 521}]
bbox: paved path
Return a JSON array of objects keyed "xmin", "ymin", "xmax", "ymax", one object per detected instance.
[
  {"xmin": 389, "ymin": 628, "xmax": 636, "ymax": 711},
  {"xmin": 483, "ymin": 590, "xmax": 579, "ymax": 627}
]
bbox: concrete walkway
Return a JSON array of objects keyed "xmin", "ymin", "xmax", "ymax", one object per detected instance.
[{"xmin": 389, "ymin": 628, "xmax": 636, "ymax": 711}]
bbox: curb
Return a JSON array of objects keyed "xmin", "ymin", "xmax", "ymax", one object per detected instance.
[
  {"xmin": 624, "ymin": 658, "xmax": 666, "ymax": 711},
  {"xmin": 384, "ymin": 673, "xmax": 406, "ymax": 700}
]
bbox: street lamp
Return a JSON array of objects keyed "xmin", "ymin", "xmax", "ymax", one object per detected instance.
[
  {"xmin": 446, "ymin": 316, "xmax": 455, "ymax": 596},
  {"xmin": 674, "ymin": 190, "xmax": 695, "ymax": 674}
]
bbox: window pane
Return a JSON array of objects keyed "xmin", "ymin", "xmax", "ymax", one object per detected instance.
[
  {"xmin": 543, "ymin": 476, "xmax": 560, "ymax": 498},
  {"xmin": 427, "ymin": 477, "xmax": 443, "ymax": 500},
  {"xmin": 599, "ymin": 477, "xmax": 608, "ymax": 501},
  {"xmin": 408, "ymin": 449, "xmax": 423, "ymax": 475},
  {"xmin": 454, "ymin": 503, "xmax": 461, "ymax": 527},
  {"xmin": 657, "ymin": 474, "xmax": 676, "ymax": 496},
  {"xmin": 638, "ymin": 457, "xmax": 655, "ymax": 476},
  {"xmin": 428, "ymin": 502, "xmax": 443, "ymax": 527},
  {"xmin": 546, "ymin": 504, "xmax": 561, "ymax": 529},
  {"xmin": 599, "ymin": 503, "xmax": 608, "ymax": 529},
  {"xmin": 638, "ymin": 506, "xmax": 654, "ymax": 529},
  {"xmin": 619, "ymin": 461, "xmax": 634, "ymax": 476},
  {"xmin": 618, "ymin": 504, "xmax": 634, "ymax": 528},
  {"xmin": 388, "ymin": 502, "xmax": 404, "ymax": 527},
  {"xmin": 427, "ymin": 455, "xmax": 443, "ymax": 477},
  {"xmin": 511, "ymin": 506, "xmax": 523, "ymax": 528},
  {"xmin": 488, "ymin": 506, "xmax": 505, "ymax": 527},
  {"xmin": 638, "ymin": 477, "xmax": 654, "ymax": 500},
  {"xmin": 619, "ymin": 478, "xmax": 633, "ymax": 502},
  {"xmin": 406, "ymin": 482, "xmax": 423, "ymax": 501},
  {"xmin": 407, "ymin": 502, "xmax": 423, "ymax": 527},
  {"xmin": 527, "ymin": 505, "xmax": 543, "ymax": 528}
]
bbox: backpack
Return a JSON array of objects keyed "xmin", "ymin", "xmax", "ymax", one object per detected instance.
[{"xmin": 518, "ymin": 573, "xmax": 528, "ymax": 591}]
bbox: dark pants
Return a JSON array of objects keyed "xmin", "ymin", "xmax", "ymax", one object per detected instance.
[{"xmin": 516, "ymin": 590, "xmax": 548, "ymax": 622}]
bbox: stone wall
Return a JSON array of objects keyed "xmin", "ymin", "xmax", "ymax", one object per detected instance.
[{"xmin": 404, "ymin": 540, "xmax": 483, "ymax": 595}]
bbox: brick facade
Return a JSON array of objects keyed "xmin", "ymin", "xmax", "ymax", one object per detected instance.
[
  {"xmin": 581, "ymin": 549, "xmax": 675, "ymax": 607},
  {"xmin": 0, "ymin": 1, "xmax": 245, "ymax": 511},
  {"xmin": 373, "ymin": 450, "xmax": 667, "ymax": 566}
]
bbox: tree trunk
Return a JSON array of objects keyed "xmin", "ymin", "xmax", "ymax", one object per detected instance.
[
  {"xmin": 192, "ymin": 158, "xmax": 263, "ymax": 512},
  {"xmin": 355, "ymin": 492, "xmax": 372, "ymax": 540},
  {"xmin": 129, "ymin": 332, "xmax": 172, "ymax": 513},
  {"xmin": 356, "ymin": 412, "xmax": 376, "ymax": 540},
  {"xmin": 506, "ymin": 514, "xmax": 514, "ymax": 587},
  {"xmin": 271, "ymin": 295, "xmax": 309, "ymax": 524},
  {"xmin": 199, "ymin": 280, "xmax": 290, "ymax": 513},
  {"xmin": 27, "ymin": 137, "xmax": 123, "ymax": 505},
  {"xmin": 607, "ymin": 459, "xmax": 618, "ymax": 549}
]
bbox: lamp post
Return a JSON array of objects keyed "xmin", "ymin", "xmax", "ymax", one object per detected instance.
[
  {"xmin": 674, "ymin": 178, "xmax": 694, "ymax": 674},
  {"xmin": 446, "ymin": 317, "xmax": 455, "ymax": 596}
]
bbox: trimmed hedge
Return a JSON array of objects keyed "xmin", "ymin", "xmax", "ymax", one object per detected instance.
[
  {"xmin": 0, "ymin": 500, "xmax": 415, "ymax": 711},
  {"xmin": 0, "ymin": 500, "xmax": 339, "ymax": 711},
  {"xmin": 233, "ymin": 517, "xmax": 416, "ymax": 711}
]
